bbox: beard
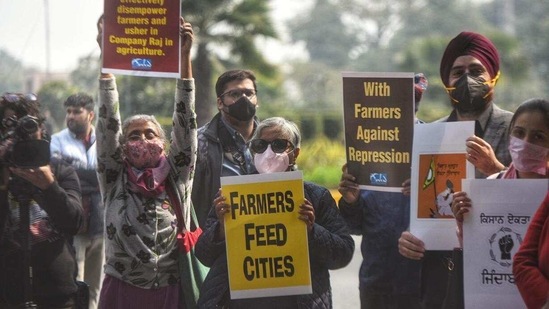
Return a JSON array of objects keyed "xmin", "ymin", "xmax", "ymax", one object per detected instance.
[{"xmin": 68, "ymin": 121, "xmax": 88, "ymax": 135}]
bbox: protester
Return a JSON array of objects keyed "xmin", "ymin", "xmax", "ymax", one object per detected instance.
[
  {"xmin": 50, "ymin": 92, "xmax": 103, "ymax": 309},
  {"xmin": 398, "ymin": 31, "xmax": 514, "ymax": 309},
  {"xmin": 438, "ymin": 31, "xmax": 513, "ymax": 178},
  {"xmin": 196, "ymin": 117, "xmax": 354, "ymax": 308},
  {"xmin": 509, "ymin": 100, "xmax": 549, "ymax": 309},
  {"xmin": 448, "ymin": 98, "xmax": 549, "ymax": 306},
  {"xmin": 191, "ymin": 69, "xmax": 259, "ymax": 225},
  {"xmin": 0, "ymin": 93, "xmax": 83, "ymax": 308},
  {"xmin": 338, "ymin": 73, "xmax": 428, "ymax": 309},
  {"xmin": 452, "ymin": 98, "xmax": 549, "ymax": 237},
  {"xmin": 513, "ymin": 191, "xmax": 549, "ymax": 309},
  {"xmin": 96, "ymin": 19, "xmax": 198, "ymax": 308}
]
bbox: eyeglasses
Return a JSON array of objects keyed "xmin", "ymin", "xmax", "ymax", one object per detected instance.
[
  {"xmin": 219, "ymin": 88, "xmax": 257, "ymax": 100},
  {"xmin": 1, "ymin": 93, "xmax": 38, "ymax": 104},
  {"xmin": 249, "ymin": 139, "xmax": 294, "ymax": 154}
]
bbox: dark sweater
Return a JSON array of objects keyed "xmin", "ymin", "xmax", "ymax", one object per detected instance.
[
  {"xmin": 0, "ymin": 158, "xmax": 82, "ymax": 307},
  {"xmin": 196, "ymin": 181, "xmax": 354, "ymax": 308}
]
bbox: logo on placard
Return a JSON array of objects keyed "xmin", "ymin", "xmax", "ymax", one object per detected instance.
[
  {"xmin": 488, "ymin": 227, "xmax": 523, "ymax": 267},
  {"xmin": 369, "ymin": 173, "xmax": 387, "ymax": 185},
  {"xmin": 131, "ymin": 58, "xmax": 152, "ymax": 70}
]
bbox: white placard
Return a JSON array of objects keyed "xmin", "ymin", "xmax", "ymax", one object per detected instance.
[
  {"xmin": 462, "ymin": 179, "xmax": 549, "ymax": 309},
  {"xmin": 410, "ymin": 121, "xmax": 475, "ymax": 250}
]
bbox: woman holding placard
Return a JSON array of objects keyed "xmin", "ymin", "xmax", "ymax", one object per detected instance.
[{"xmin": 195, "ymin": 117, "xmax": 354, "ymax": 308}]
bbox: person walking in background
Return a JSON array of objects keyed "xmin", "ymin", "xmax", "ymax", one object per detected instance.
[
  {"xmin": 338, "ymin": 73, "xmax": 428, "ymax": 309},
  {"xmin": 50, "ymin": 93, "xmax": 103, "ymax": 309},
  {"xmin": 398, "ymin": 31, "xmax": 514, "ymax": 309},
  {"xmin": 191, "ymin": 69, "xmax": 259, "ymax": 225},
  {"xmin": 196, "ymin": 117, "xmax": 354, "ymax": 308},
  {"xmin": 96, "ymin": 18, "xmax": 198, "ymax": 308}
]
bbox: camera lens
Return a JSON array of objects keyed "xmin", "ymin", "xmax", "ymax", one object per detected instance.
[{"xmin": 18, "ymin": 116, "xmax": 39, "ymax": 134}]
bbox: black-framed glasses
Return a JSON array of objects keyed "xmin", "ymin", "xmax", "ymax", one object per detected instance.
[
  {"xmin": 219, "ymin": 88, "xmax": 256, "ymax": 100},
  {"xmin": 249, "ymin": 139, "xmax": 294, "ymax": 154},
  {"xmin": 1, "ymin": 93, "xmax": 38, "ymax": 104}
]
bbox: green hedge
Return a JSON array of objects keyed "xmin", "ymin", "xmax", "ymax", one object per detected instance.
[{"xmin": 297, "ymin": 136, "xmax": 346, "ymax": 189}]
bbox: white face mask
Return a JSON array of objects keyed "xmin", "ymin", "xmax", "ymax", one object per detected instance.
[
  {"xmin": 253, "ymin": 145, "xmax": 289, "ymax": 174},
  {"xmin": 508, "ymin": 136, "xmax": 549, "ymax": 175}
]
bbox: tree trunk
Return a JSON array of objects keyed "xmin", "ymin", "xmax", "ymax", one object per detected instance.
[{"xmin": 194, "ymin": 42, "xmax": 214, "ymax": 127}]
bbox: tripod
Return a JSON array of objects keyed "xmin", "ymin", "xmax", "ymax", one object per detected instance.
[{"xmin": 10, "ymin": 176, "xmax": 38, "ymax": 309}]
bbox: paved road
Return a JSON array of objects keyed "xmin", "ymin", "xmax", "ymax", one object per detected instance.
[
  {"xmin": 330, "ymin": 235, "xmax": 362, "ymax": 308},
  {"xmin": 327, "ymin": 190, "xmax": 362, "ymax": 308}
]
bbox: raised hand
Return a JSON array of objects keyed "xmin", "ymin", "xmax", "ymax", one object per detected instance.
[
  {"xmin": 338, "ymin": 163, "xmax": 360, "ymax": 205},
  {"xmin": 466, "ymin": 135, "xmax": 505, "ymax": 176}
]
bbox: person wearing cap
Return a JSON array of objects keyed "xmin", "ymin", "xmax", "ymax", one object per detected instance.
[
  {"xmin": 398, "ymin": 32, "xmax": 514, "ymax": 309},
  {"xmin": 337, "ymin": 74, "xmax": 428, "ymax": 309}
]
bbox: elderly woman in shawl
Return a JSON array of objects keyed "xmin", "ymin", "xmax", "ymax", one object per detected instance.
[{"xmin": 96, "ymin": 18, "xmax": 198, "ymax": 309}]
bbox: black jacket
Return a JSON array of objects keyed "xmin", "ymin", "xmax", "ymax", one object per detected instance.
[
  {"xmin": 0, "ymin": 158, "xmax": 82, "ymax": 307},
  {"xmin": 196, "ymin": 181, "xmax": 354, "ymax": 308}
]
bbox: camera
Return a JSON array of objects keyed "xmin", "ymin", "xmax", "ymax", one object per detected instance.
[{"xmin": 1, "ymin": 115, "xmax": 50, "ymax": 168}]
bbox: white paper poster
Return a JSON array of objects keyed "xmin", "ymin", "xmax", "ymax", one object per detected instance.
[
  {"xmin": 410, "ymin": 121, "xmax": 475, "ymax": 250},
  {"xmin": 462, "ymin": 179, "xmax": 549, "ymax": 309}
]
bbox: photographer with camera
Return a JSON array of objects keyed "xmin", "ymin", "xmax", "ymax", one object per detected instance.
[{"xmin": 0, "ymin": 93, "xmax": 83, "ymax": 308}]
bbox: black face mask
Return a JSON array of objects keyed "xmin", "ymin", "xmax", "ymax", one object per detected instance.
[
  {"xmin": 448, "ymin": 74, "xmax": 492, "ymax": 113},
  {"xmin": 224, "ymin": 96, "xmax": 256, "ymax": 121}
]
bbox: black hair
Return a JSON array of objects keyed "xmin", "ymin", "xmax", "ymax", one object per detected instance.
[
  {"xmin": 64, "ymin": 93, "xmax": 95, "ymax": 112},
  {"xmin": 0, "ymin": 93, "xmax": 44, "ymax": 130},
  {"xmin": 0, "ymin": 93, "xmax": 49, "ymax": 141},
  {"xmin": 509, "ymin": 98, "xmax": 549, "ymax": 132},
  {"xmin": 215, "ymin": 69, "xmax": 257, "ymax": 98}
]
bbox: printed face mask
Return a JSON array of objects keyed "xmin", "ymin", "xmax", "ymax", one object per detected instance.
[
  {"xmin": 508, "ymin": 136, "xmax": 549, "ymax": 175},
  {"xmin": 447, "ymin": 74, "xmax": 492, "ymax": 113},
  {"xmin": 254, "ymin": 145, "xmax": 289, "ymax": 174},
  {"xmin": 124, "ymin": 139, "xmax": 165, "ymax": 169},
  {"xmin": 224, "ymin": 96, "xmax": 256, "ymax": 121}
]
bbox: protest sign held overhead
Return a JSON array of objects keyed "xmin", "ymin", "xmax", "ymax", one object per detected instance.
[
  {"xmin": 102, "ymin": 0, "xmax": 181, "ymax": 77},
  {"xmin": 342, "ymin": 72, "xmax": 415, "ymax": 192}
]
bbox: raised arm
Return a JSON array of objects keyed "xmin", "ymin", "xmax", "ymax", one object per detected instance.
[{"xmin": 95, "ymin": 15, "xmax": 121, "ymax": 195}]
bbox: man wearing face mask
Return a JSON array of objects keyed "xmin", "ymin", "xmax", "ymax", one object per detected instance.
[
  {"xmin": 437, "ymin": 31, "xmax": 513, "ymax": 178},
  {"xmin": 192, "ymin": 69, "xmax": 259, "ymax": 225},
  {"xmin": 398, "ymin": 32, "xmax": 514, "ymax": 309}
]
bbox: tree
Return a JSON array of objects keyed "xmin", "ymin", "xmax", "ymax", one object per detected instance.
[
  {"xmin": 183, "ymin": 0, "xmax": 280, "ymax": 125},
  {"xmin": 70, "ymin": 53, "xmax": 101, "ymax": 96},
  {"xmin": 513, "ymin": 0, "xmax": 549, "ymax": 94},
  {"xmin": 289, "ymin": 0, "xmax": 358, "ymax": 68},
  {"xmin": 116, "ymin": 76, "xmax": 174, "ymax": 117},
  {"xmin": 37, "ymin": 80, "xmax": 79, "ymax": 133},
  {"xmin": 0, "ymin": 49, "xmax": 26, "ymax": 93}
]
